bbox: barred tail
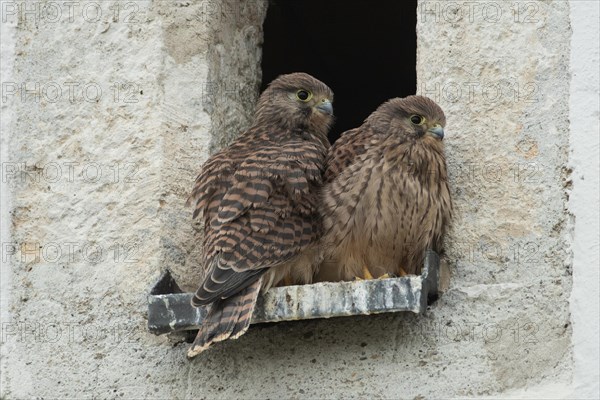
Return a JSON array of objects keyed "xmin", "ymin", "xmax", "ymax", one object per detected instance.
[{"xmin": 187, "ymin": 278, "xmax": 262, "ymax": 358}]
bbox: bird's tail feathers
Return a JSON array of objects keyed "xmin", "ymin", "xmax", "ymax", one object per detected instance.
[{"xmin": 187, "ymin": 278, "xmax": 262, "ymax": 358}]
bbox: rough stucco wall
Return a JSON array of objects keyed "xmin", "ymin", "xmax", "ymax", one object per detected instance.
[
  {"xmin": 1, "ymin": 1, "xmax": 170, "ymax": 396},
  {"xmin": 0, "ymin": 1, "xmax": 266, "ymax": 398},
  {"xmin": 416, "ymin": 0, "xmax": 574, "ymax": 393},
  {"xmin": 156, "ymin": 0, "xmax": 266, "ymax": 292},
  {"xmin": 0, "ymin": 0, "xmax": 595, "ymax": 399},
  {"xmin": 0, "ymin": 0, "xmax": 17, "ymax": 390}
]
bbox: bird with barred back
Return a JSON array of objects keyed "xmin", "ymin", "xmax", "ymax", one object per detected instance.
[{"xmin": 186, "ymin": 73, "xmax": 334, "ymax": 357}]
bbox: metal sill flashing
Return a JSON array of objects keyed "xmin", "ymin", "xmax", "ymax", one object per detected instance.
[{"xmin": 148, "ymin": 250, "xmax": 440, "ymax": 335}]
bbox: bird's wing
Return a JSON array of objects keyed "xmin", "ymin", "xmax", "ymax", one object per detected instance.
[{"xmin": 189, "ymin": 137, "xmax": 326, "ymax": 305}]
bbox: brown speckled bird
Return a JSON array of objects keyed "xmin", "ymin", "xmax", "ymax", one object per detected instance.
[
  {"xmin": 186, "ymin": 73, "xmax": 334, "ymax": 357},
  {"xmin": 316, "ymin": 95, "xmax": 452, "ymax": 282}
]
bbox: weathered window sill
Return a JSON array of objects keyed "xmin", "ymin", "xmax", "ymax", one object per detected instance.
[{"xmin": 147, "ymin": 251, "xmax": 440, "ymax": 335}]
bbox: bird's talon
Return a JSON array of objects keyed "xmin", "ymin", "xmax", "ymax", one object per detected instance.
[{"xmin": 362, "ymin": 265, "xmax": 375, "ymax": 280}]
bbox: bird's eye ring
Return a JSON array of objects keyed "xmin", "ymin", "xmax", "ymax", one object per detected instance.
[
  {"xmin": 296, "ymin": 89, "xmax": 312, "ymax": 102},
  {"xmin": 410, "ymin": 115, "xmax": 424, "ymax": 125}
]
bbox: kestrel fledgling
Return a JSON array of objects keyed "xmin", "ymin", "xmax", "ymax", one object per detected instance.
[
  {"xmin": 186, "ymin": 73, "xmax": 334, "ymax": 357},
  {"xmin": 316, "ymin": 95, "xmax": 452, "ymax": 282}
]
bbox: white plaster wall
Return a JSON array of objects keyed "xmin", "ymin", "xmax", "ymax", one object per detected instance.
[
  {"xmin": 568, "ymin": 1, "xmax": 600, "ymax": 397},
  {"xmin": 0, "ymin": 0, "xmax": 598, "ymax": 398}
]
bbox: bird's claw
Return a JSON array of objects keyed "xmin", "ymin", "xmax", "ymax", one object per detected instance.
[{"xmin": 353, "ymin": 267, "xmax": 393, "ymax": 281}]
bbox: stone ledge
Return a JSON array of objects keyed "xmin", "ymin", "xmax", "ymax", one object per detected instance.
[{"xmin": 147, "ymin": 251, "xmax": 440, "ymax": 335}]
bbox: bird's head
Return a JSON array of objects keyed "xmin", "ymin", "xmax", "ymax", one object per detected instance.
[
  {"xmin": 255, "ymin": 72, "xmax": 334, "ymax": 145},
  {"xmin": 366, "ymin": 95, "xmax": 446, "ymax": 142}
]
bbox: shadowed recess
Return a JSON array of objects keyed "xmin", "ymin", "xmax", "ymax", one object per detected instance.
[{"xmin": 261, "ymin": 0, "xmax": 417, "ymax": 143}]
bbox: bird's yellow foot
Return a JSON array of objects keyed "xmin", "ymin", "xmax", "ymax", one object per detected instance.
[
  {"xmin": 354, "ymin": 267, "xmax": 390, "ymax": 281},
  {"xmin": 362, "ymin": 265, "xmax": 375, "ymax": 280},
  {"xmin": 353, "ymin": 265, "xmax": 375, "ymax": 281},
  {"xmin": 397, "ymin": 266, "xmax": 408, "ymax": 277}
]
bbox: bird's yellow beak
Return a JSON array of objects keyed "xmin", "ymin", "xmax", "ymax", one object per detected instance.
[
  {"xmin": 427, "ymin": 124, "xmax": 444, "ymax": 140},
  {"xmin": 316, "ymin": 99, "xmax": 333, "ymax": 116}
]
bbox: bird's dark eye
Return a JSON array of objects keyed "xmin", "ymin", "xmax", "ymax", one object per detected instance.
[
  {"xmin": 296, "ymin": 89, "xmax": 312, "ymax": 102},
  {"xmin": 410, "ymin": 115, "xmax": 424, "ymax": 125}
]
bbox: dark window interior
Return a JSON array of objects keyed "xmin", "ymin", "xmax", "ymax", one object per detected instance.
[{"xmin": 261, "ymin": 0, "xmax": 417, "ymax": 143}]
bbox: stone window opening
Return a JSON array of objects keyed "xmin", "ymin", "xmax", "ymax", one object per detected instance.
[
  {"xmin": 147, "ymin": 0, "xmax": 433, "ymax": 342},
  {"xmin": 260, "ymin": 0, "xmax": 417, "ymax": 143}
]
